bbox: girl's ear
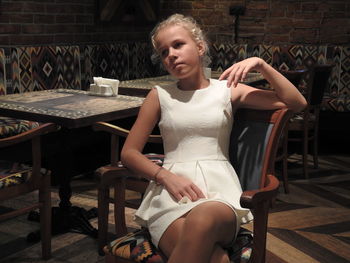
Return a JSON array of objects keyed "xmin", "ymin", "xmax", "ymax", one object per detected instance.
[{"xmin": 197, "ymin": 41, "xmax": 206, "ymax": 56}]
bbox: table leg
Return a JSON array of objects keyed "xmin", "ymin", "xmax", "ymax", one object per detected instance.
[{"xmin": 27, "ymin": 127, "xmax": 110, "ymax": 241}]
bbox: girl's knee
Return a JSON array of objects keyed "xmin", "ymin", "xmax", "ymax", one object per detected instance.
[
  {"xmin": 184, "ymin": 202, "xmax": 238, "ymax": 241},
  {"xmin": 188, "ymin": 202, "xmax": 236, "ymax": 225}
]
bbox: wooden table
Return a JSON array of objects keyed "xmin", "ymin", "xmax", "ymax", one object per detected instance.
[
  {"xmin": 0, "ymin": 89, "xmax": 144, "ymax": 129},
  {"xmin": 119, "ymin": 72, "xmax": 265, "ymax": 97},
  {"xmin": 0, "ymin": 89, "xmax": 144, "ymax": 238}
]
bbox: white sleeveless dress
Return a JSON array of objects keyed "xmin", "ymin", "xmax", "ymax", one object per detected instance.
[{"xmin": 134, "ymin": 78, "xmax": 253, "ymax": 247}]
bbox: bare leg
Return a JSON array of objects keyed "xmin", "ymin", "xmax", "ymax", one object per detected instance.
[
  {"xmin": 210, "ymin": 244, "xmax": 230, "ymax": 263},
  {"xmin": 159, "ymin": 201, "xmax": 237, "ymax": 263}
]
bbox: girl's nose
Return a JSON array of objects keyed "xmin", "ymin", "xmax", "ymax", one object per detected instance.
[{"xmin": 168, "ymin": 47, "xmax": 177, "ymax": 58}]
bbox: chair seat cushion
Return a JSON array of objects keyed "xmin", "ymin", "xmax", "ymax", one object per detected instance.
[
  {"xmin": 228, "ymin": 228, "xmax": 253, "ymax": 263},
  {"xmin": 104, "ymin": 228, "xmax": 253, "ymax": 263},
  {"xmin": 104, "ymin": 229, "xmax": 164, "ymax": 263},
  {"xmin": 0, "ymin": 161, "xmax": 32, "ymax": 189},
  {"xmin": 0, "ymin": 117, "xmax": 40, "ymax": 138}
]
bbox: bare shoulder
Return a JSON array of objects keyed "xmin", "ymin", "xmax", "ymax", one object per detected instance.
[
  {"xmin": 138, "ymin": 88, "xmax": 161, "ymax": 120},
  {"xmin": 146, "ymin": 87, "xmax": 160, "ymax": 100}
]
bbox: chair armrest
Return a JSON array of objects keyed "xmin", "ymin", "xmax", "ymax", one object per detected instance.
[
  {"xmin": 241, "ymin": 175, "xmax": 279, "ymax": 263},
  {"xmin": 93, "ymin": 122, "xmax": 130, "ymax": 137},
  {"xmin": 95, "ymin": 165, "xmax": 146, "ymax": 185},
  {"xmin": 93, "ymin": 121, "xmax": 163, "ymax": 143},
  {"xmin": 0, "ymin": 123, "xmax": 59, "ymax": 148},
  {"xmin": 95, "ymin": 165, "xmax": 130, "ymax": 185},
  {"xmin": 240, "ymin": 174, "xmax": 279, "ymax": 209}
]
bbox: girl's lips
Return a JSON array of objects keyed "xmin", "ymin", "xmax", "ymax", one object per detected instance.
[{"xmin": 173, "ymin": 63, "xmax": 184, "ymax": 69}]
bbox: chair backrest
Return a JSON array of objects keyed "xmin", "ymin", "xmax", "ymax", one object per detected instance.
[
  {"xmin": 280, "ymin": 69, "xmax": 308, "ymax": 88},
  {"xmin": 307, "ymin": 64, "xmax": 334, "ymax": 106},
  {"xmin": 230, "ymin": 108, "xmax": 292, "ymax": 191}
]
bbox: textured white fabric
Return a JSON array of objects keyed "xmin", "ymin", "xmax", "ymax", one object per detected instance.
[{"xmin": 134, "ymin": 79, "xmax": 253, "ymax": 247}]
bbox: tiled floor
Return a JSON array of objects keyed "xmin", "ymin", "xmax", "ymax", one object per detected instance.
[{"xmin": 0, "ymin": 153, "xmax": 349, "ymax": 263}]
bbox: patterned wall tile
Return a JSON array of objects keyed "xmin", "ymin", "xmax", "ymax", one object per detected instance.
[
  {"xmin": 91, "ymin": 43, "xmax": 129, "ymax": 81},
  {"xmin": 303, "ymin": 45, "xmax": 318, "ymax": 69},
  {"xmin": 324, "ymin": 96, "xmax": 350, "ymax": 112},
  {"xmin": 1, "ymin": 42, "xmax": 349, "ymax": 112},
  {"xmin": 17, "ymin": 47, "xmax": 34, "ymax": 93},
  {"xmin": 210, "ymin": 43, "xmax": 247, "ymax": 71},
  {"xmin": 128, "ymin": 42, "xmax": 162, "ymax": 79},
  {"xmin": 325, "ymin": 46, "xmax": 341, "ymax": 97},
  {"xmin": 80, "ymin": 45, "xmax": 93, "ymax": 90},
  {"xmin": 31, "ymin": 46, "xmax": 58, "ymax": 91},
  {"xmin": 247, "ymin": 44, "xmax": 260, "ymax": 58},
  {"xmin": 56, "ymin": 46, "xmax": 81, "ymax": 90},
  {"xmin": 9, "ymin": 48, "xmax": 21, "ymax": 94},
  {"xmin": 259, "ymin": 45, "xmax": 274, "ymax": 65},
  {"xmin": 339, "ymin": 46, "xmax": 350, "ymax": 96},
  {"xmin": 317, "ymin": 46, "xmax": 327, "ymax": 64},
  {"xmin": 0, "ymin": 49, "xmax": 5, "ymax": 95},
  {"xmin": 272, "ymin": 45, "xmax": 304, "ymax": 70}
]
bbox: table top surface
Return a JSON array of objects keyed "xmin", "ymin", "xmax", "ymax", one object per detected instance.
[
  {"xmin": 0, "ymin": 89, "xmax": 144, "ymax": 128},
  {"xmin": 119, "ymin": 72, "xmax": 264, "ymax": 91},
  {"xmin": 0, "ymin": 73, "xmax": 265, "ymax": 128}
]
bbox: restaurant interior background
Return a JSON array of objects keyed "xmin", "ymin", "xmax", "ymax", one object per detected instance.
[
  {"xmin": 0, "ymin": 1, "xmax": 349, "ymax": 262},
  {"xmin": 0, "ymin": 0, "xmax": 349, "ymax": 153}
]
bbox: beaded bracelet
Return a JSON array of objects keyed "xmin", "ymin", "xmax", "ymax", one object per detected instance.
[{"xmin": 153, "ymin": 166, "xmax": 164, "ymax": 185}]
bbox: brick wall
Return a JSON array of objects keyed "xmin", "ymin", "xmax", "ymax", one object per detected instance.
[
  {"xmin": 161, "ymin": 0, "xmax": 350, "ymax": 45},
  {"xmin": 0, "ymin": 0, "xmax": 349, "ymax": 46}
]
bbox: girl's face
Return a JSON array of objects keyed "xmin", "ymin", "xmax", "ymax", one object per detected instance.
[{"xmin": 154, "ymin": 25, "xmax": 205, "ymax": 79}]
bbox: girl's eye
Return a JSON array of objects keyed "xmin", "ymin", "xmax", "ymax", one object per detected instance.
[
  {"xmin": 160, "ymin": 50, "xmax": 168, "ymax": 58},
  {"xmin": 174, "ymin": 42, "xmax": 184, "ymax": 49}
]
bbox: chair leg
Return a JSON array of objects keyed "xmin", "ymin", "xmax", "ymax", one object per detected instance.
[
  {"xmin": 39, "ymin": 173, "xmax": 51, "ymax": 260},
  {"xmin": 98, "ymin": 184, "xmax": 110, "ymax": 255},
  {"xmin": 303, "ymin": 130, "xmax": 309, "ymax": 179},
  {"xmin": 282, "ymin": 154, "xmax": 289, "ymax": 194},
  {"xmin": 313, "ymin": 131, "xmax": 319, "ymax": 169},
  {"xmin": 114, "ymin": 178, "xmax": 127, "ymax": 237},
  {"xmin": 250, "ymin": 201, "xmax": 269, "ymax": 263},
  {"xmin": 282, "ymin": 132, "xmax": 289, "ymax": 194}
]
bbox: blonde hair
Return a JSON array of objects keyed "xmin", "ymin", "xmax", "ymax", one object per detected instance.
[{"xmin": 150, "ymin": 14, "xmax": 211, "ymax": 66}]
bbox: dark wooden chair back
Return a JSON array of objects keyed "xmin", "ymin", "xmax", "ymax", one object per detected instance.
[
  {"xmin": 231, "ymin": 108, "xmax": 292, "ymax": 191},
  {"xmin": 280, "ymin": 69, "xmax": 308, "ymax": 89},
  {"xmin": 0, "ymin": 123, "xmax": 58, "ymax": 259},
  {"xmin": 307, "ymin": 64, "xmax": 334, "ymax": 106},
  {"xmin": 286, "ymin": 64, "xmax": 334, "ymax": 179}
]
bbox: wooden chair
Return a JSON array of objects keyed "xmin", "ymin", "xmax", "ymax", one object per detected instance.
[
  {"xmin": 92, "ymin": 123, "xmax": 163, "ymax": 255},
  {"xmin": 287, "ymin": 64, "xmax": 334, "ymax": 178},
  {"xmin": 276, "ymin": 68, "xmax": 308, "ymax": 193},
  {"xmin": 93, "ymin": 108, "xmax": 293, "ymax": 263},
  {"xmin": 0, "ymin": 123, "xmax": 58, "ymax": 260}
]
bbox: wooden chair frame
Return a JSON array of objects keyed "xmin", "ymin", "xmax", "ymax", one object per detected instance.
[
  {"xmin": 287, "ymin": 64, "xmax": 334, "ymax": 178},
  {"xmin": 276, "ymin": 68, "xmax": 308, "ymax": 192},
  {"xmin": 93, "ymin": 108, "xmax": 293, "ymax": 263},
  {"xmin": 0, "ymin": 123, "xmax": 58, "ymax": 260}
]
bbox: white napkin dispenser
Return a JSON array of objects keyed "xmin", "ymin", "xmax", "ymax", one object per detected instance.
[{"xmin": 90, "ymin": 77, "xmax": 119, "ymax": 96}]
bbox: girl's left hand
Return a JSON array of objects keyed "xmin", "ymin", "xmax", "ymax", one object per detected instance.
[{"xmin": 219, "ymin": 57, "xmax": 265, "ymax": 88}]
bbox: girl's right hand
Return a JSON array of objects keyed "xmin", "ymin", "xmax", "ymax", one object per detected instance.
[
  {"xmin": 219, "ymin": 57, "xmax": 265, "ymax": 88},
  {"xmin": 157, "ymin": 171, "xmax": 205, "ymax": 202}
]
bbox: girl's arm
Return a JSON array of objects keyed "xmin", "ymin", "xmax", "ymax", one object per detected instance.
[
  {"xmin": 121, "ymin": 88, "xmax": 163, "ymax": 180},
  {"xmin": 219, "ymin": 57, "xmax": 307, "ymax": 112}
]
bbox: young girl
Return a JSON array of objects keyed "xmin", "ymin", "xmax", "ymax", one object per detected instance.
[{"xmin": 121, "ymin": 14, "xmax": 306, "ymax": 263}]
